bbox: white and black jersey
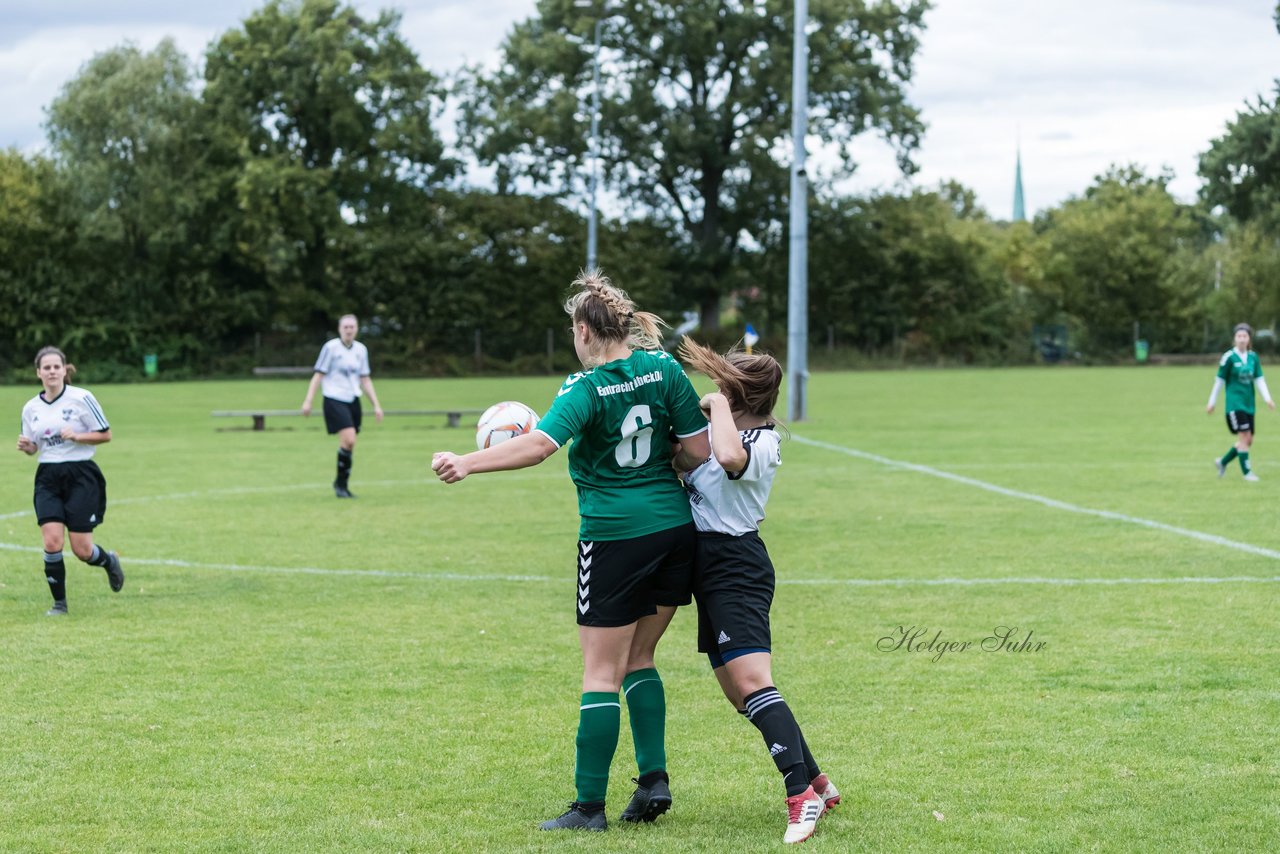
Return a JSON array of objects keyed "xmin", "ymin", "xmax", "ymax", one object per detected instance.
[
  {"xmin": 683, "ymin": 426, "xmax": 780, "ymax": 536},
  {"xmin": 313, "ymin": 339, "xmax": 370, "ymax": 402},
  {"xmin": 21, "ymin": 385, "xmax": 110, "ymax": 464}
]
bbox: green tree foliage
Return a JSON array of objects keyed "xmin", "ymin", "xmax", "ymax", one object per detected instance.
[
  {"xmin": 1036, "ymin": 166, "xmax": 1201, "ymax": 354},
  {"xmin": 202, "ymin": 0, "xmax": 455, "ymax": 332},
  {"xmin": 0, "ymin": 150, "xmax": 80, "ymax": 372},
  {"xmin": 1201, "ymin": 221, "xmax": 1280, "ymax": 339},
  {"xmin": 42, "ymin": 39, "xmax": 211, "ymax": 373},
  {"xmin": 14, "ymin": 0, "xmax": 1280, "ymax": 375},
  {"xmin": 789, "ymin": 185, "xmax": 1021, "ymax": 361},
  {"xmin": 460, "ymin": 0, "xmax": 929, "ymax": 328},
  {"xmin": 1199, "ymin": 86, "xmax": 1280, "ymax": 233}
]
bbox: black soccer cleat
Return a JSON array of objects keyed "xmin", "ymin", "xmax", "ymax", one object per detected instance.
[
  {"xmin": 539, "ymin": 801, "xmax": 607, "ymax": 832},
  {"xmin": 46, "ymin": 600, "xmax": 68, "ymax": 616},
  {"xmin": 104, "ymin": 551, "xmax": 124, "ymax": 592},
  {"xmin": 618, "ymin": 775, "xmax": 672, "ymax": 823},
  {"xmin": 333, "ymin": 484, "xmax": 356, "ymax": 498}
]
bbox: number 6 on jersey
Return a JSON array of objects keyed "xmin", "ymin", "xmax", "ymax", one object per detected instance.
[{"xmin": 615, "ymin": 404, "xmax": 654, "ymax": 467}]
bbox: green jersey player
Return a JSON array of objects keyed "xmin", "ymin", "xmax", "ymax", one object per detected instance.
[
  {"xmin": 431, "ymin": 272, "xmax": 710, "ymax": 832},
  {"xmin": 1207, "ymin": 323, "xmax": 1275, "ymax": 481}
]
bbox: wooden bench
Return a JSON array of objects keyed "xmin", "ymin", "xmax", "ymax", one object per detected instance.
[
  {"xmin": 211, "ymin": 409, "xmax": 484, "ymax": 430},
  {"xmin": 252, "ymin": 366, "xmax": 315, "ymax": 376}
]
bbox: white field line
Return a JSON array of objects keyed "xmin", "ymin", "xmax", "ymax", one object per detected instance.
[
  {"xmin": 0, "ymin": 472, "xmax": 563, "ymax": 521},
  {"xmin": 2, "ymin": 441, "xmax": 1278, "ymax": 586},
  {"xmin": 0, "ymin": 541, "xmax": 1276, "ymax": 587},
  {"xmin": 791, "ymin": 435, "xmax": 1280, "ymax": 562}
]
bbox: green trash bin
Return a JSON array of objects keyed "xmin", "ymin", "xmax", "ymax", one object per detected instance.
[
  {"xmin": 1134, "ymin": 340, "xmax": 1149, "ymax": 363},
  {"xmin": 143, "ymin": 354, "xmax": 158, "ymax": 378}
]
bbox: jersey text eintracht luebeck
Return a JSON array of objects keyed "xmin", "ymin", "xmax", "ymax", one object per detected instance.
[{"xmin": 537, "ymin": 350, "xmax": 708, "ymax": 540}]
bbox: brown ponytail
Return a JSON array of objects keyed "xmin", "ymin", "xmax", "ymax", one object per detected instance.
[{"xmin": 678, "ymin": 336, "xmax": 782, "ymax": 421}]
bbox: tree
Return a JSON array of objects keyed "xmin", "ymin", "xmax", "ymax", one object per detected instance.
[
  {"xmin": 1199, "ymin": 86, "xmax": 1280, "ymax": 233},
  {"xmin": 1037, "ymin": 166, "xmax": 1200, "ymax": 354},
  {"xmin": 460, "ymin": 0, "xmax": 929, "ymax": 329},
  {"xmin": 0, "ymin": 150, "xmax": 80, "ymax": 372},
  {"xmin": 42, "ymin": 39, "xmax": 213, "ymax": 371},
  {"xmin": 818, "ymin": 188, "xmax": 1016, "ymax": 360},
  {"xmin": 46, "ymin": 39, "xmax": 201, "ymax": 265},
  {"xmin": 202, "ymin": 0, "xmax": 455, "ymax": 332}
]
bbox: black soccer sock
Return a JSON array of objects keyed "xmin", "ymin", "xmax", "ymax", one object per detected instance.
[
  {"xmin": 740, "ymin": 703, "xmax": 821, "ymax": 780},
  {"xmin": 798, "ymin": 729, "xmax": 822, "ymax": 781},
  {"xmin": 336, "ymin": 448, "xmax": 353, "ymax": 487},
  {"xmin": 743, "ymin": 686, "xmax": 810, "ymax": 797},
  {"xmin": 85, "ymin": 544, "xmax": 110, "ymax": 567},
  {"xmin": 43, "ymin": 551, "xmax": 66, "ymax": 602}
]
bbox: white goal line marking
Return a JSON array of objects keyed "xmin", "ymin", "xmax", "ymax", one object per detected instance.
[
  {"xmin": 0, "ymin": 473, "xmax": 562, "ymax": 521},
  {"xmin": 0, "ymin": 542, "xmax": 1276, "ymax": 587},
  {"xmin": 792, "ymin": 435, "xmax": 1280, "ymax": 562},
  {"xmin": 2, "ymin": 445, "xmax": 1278, "ymax": 586}
]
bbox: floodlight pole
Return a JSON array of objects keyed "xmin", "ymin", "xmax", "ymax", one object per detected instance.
[
  {"xmin": 786, "ymin": 0, "xmax": 809, "ymax": 422},
  {"xmin": 586, "ymin": 17, "xmax": 603, "ymax": 272}
]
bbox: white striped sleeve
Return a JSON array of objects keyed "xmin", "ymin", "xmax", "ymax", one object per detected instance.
[{"xmin": 82, "ymin": 391, "xmax": 109, "ymax": 430}]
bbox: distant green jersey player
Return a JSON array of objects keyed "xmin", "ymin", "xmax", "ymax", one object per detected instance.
[
  {"xmin": 431, "ymin": 272, "xmax": 709, "ymax": 832},
  {"xmin": 1207, "ymin": 323, "xmax": 1275, "ymax": 481}
]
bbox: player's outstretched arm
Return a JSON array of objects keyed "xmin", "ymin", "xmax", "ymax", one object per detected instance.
[{"xmin": 432, "ymin": 431, "xmax": 558, "ymax": 484}]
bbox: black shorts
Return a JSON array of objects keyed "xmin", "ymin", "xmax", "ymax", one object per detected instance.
[
  {"xmin": 323, "ymin": 397, "xmax": 362, "ymax": 434},
  {"xmin": 34, "ymin": 460, "xmax": 108, "ymax": 533},
  {"xmin": 694, "ymin": 531, "xmax": 775, "ymax": 667},
  {"xmin": 575, "ymin": 523, "xmax": 696, "ymax": 627},
  {"xmin": 1226, "ymin": 410, "xmax": 1255, "ymax": 434}
]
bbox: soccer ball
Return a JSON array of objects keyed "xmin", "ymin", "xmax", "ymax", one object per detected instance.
[{"xmin": 475, "ymin": 401, "xmax": 540, "ymax": 450}]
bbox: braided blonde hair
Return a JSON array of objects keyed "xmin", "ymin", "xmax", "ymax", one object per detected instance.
[{"xmin": 564, "ymin": 270, "xmax": 667, "ymax": 365}]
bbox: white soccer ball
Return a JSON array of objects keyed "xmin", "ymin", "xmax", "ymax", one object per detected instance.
[{"xmin": 475, "ymin": 401, "xmax": 540, "ymax": 450}]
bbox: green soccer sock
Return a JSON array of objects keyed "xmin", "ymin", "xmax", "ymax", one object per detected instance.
[
  {"xmin": 575, "ymin": 692, "xmax": 621, "ymax": 804},
  {"xmin": 1239, "ymin": 451, "xmax": 1251, "ymax": 474},
  {"xmin": 1221, "ymin": 447, "xmax": 1239, "ymax": 465},
  {"xmin": 622, "ymin": 667, "xmax": 667, "ymax": 779}
]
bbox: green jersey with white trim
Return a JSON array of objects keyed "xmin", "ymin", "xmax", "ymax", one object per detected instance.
[
  {"xmin": 1217, "ymin": 349, "xmax": 1264, "ymax": 413},
  {"xmin": 537, "ymin": 349, "xmax": 709, "ymax": 540}
]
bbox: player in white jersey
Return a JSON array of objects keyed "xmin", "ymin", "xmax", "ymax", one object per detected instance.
[
  {"xmin": 15, "ymin": 347, "xmax": 124, "ymax": 616},
  {"xmin": 301, "ymin": 314, "xmax": 384, "ymax": 497},
  {"xmin": 674, "ymin": 337, "xmax": 837, "ymax": 845}
]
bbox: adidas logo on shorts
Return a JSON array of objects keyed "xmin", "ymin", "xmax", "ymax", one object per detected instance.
[{"xmin": 717, "ymin": 630, "xmax": 731, "ymax": 644}]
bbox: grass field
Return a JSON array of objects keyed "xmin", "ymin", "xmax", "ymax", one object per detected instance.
[{"xmin": 1, "ymin": 366, "xmax": 1278, "ymax": 852}]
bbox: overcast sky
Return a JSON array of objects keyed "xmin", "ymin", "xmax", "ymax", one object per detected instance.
[{"xmin": 1, "ymin": 0, "xmax": 1276, "ymax": 219}]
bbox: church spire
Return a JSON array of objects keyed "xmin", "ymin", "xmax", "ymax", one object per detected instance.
[{"xmin": 1012, "ymin": 145, "xmax": 1026, "ymax": 222}]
